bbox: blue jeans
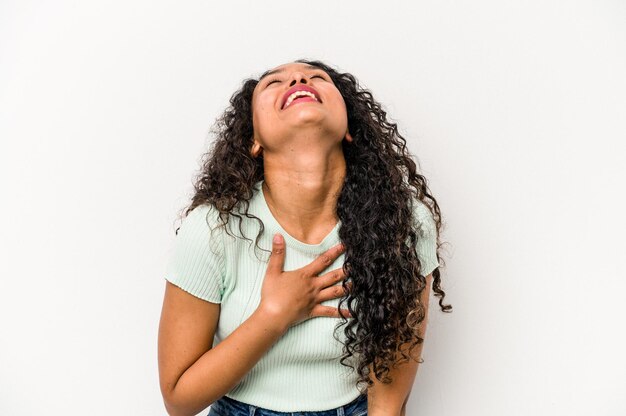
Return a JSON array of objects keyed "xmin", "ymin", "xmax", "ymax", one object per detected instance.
[{"xmin": 207, "ymin": 393, "xmax": 368, "ymax": 416}]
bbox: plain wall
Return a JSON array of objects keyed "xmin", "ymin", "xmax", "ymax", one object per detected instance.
[{"xmin": 1, "ymin": 0, "xmax": 624, "ymax": 415}]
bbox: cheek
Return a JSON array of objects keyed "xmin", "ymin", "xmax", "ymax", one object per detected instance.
[
  {"xmin": 253, "ymin": 95, "xmax": 276, "ymax": 119},
  {"xmin": 252, "ymin": 97, "xmax": 278, "ymax": 136},
  {"xmin": 324, "ymin": 89, "xmax": 347, "ymax": 111},
  {"xmin": 327, "ymin": 94, "xmax": 348, "ymax": 120}
]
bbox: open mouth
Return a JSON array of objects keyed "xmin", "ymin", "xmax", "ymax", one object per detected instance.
[
  {"xmin": 283, "ymin": 93, "xmax": 319, "ymax": 109},
  {"xmin": 281, "ymin": 86, "xmax": 322, "ymax": 109}
]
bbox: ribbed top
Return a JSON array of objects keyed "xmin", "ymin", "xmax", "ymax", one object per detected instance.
[{"xmin": 164, "ymin": 180, "xmax": 440, "ymax": 412}]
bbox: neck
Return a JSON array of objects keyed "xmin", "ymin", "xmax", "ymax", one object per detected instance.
[{"xmin": 261, "ymin": 148, "xmax": 346, "ymax": 244}]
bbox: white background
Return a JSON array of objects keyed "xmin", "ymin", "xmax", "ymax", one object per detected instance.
[{"xmin": 1, "ymin": 1, "xmax": 625, "ymax": 415}]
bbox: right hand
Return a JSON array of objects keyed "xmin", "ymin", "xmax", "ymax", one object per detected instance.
[{"xmin": 259, "ymin": 233, "xmax": 353, "ymax": 329}]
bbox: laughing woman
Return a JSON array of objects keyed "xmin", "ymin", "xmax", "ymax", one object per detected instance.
[{"xmin": 158, "ymin": 59, "xmax": 452, "ymax": 416}]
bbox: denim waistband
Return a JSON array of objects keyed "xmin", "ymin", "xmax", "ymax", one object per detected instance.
[{"xmin": 209, "ymin": 392, "xmax": 368, "ymax": 416}]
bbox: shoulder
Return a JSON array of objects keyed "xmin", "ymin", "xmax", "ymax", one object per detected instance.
[
  {"xmin": 165, "ymin": 203, "xmax": 226, "ymax": 303},
  {"xmin": 185, "ymin": 203, "xmax": 219, "ymax": 221},
  {"xmin": 411, "ymin": 198, "xmax": 437, "ymax": 236},
  {"xmin": 410, "ymin": 198, "xmax": 440, "ymax": 276},
  {"xmin": 175, "ymin": 203, "xmax": 225, "ymax": 252},
  {"xmin": 179, "ymin": 204, "xmax": 221, "ymax": 232}
]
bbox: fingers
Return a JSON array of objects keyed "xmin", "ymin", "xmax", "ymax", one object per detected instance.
[
  {"xmin": 304, "ymin": 242, "xmax": 346, "ymax": 276},
  {"xmin": 267, "ymin": 233, "xmax": 285, "ymax": 275},
  {"xmin": 317, "ymin": 266, "xmax": 348, "ymax": 289},
  {"xmin": 310, "ymin": 305, "xmax": 353, "ymax": 319},
  {"xmin": 317, "ymin": 281, "xmax": 353, "ymax": 303}
]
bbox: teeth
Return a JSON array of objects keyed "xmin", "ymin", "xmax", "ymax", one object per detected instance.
[{"xmin": 284, "ymin": 90, "xmax": 318, "ymax": 108}]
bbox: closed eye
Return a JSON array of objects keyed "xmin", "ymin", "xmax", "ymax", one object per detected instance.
[{"xmin": 265, "ymin": 73, "xmax": 326, "ymax": 87}]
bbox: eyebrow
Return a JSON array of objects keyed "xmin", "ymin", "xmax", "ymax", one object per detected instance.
[{"xmin": 258, "ymin": 64, "xmax": 321, "ymax": 82}]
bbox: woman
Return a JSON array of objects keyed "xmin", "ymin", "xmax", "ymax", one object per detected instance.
[{"xmin": 158, "ymin": 59, "xmax": 452, "ymax": 416}]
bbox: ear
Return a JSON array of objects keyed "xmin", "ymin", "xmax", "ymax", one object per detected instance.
[
  {"xmin": 344, "ymin": 131, "xmax": 353, "ymax": 143},
  {"xmin": 251, "ymin": 141, "xmax": 263, "ymax": 157}
]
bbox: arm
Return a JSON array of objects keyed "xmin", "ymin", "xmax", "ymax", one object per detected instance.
[
  {"xmin": 159, "ymin": 233, "xmax": 350, "ymax": 416},
  {"xmin": 158, "ymin": 282, "xmax": 289, "ymax": 416},
  {"xmin": 367, "ymin": 273, "xmax": 433, "ymax": 416}
]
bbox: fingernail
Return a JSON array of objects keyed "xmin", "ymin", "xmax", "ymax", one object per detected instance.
[{"xmin": 273, "ymin": 233, "xmax": 283, "ymax": 244}]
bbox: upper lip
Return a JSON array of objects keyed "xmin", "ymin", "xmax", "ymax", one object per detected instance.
[{"xmin": 281, "ymin": 85, "xmax": 322, "ymax": 109}]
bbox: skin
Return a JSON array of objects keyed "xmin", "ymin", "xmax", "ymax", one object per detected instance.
[
  {"xmin": 367, "ymin": 273, "xmax": 433, "ymax": 416},
  {"xmin": 158, "ymin": 239, "xmax": 351, "ymax": 416},
  {"xmin": 250, "ymin": 61, "xmax": 353, "ymax": 244},
  {"xmin": 252, "ymin": 62, "xmax": 432, "ymax": 415},
  {"xmin": 158, "ymin": 62, "xmax": 431, "ymax": 416}
]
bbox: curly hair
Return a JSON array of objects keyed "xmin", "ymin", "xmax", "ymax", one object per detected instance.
[{"xmin": 177, "ymin": 58, "xmax": 452, "ymax": 392}]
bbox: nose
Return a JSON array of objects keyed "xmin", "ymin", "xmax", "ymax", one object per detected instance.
[{"xmin": 288, "ymin": 71, "xmax": 308, "ymax": 87}]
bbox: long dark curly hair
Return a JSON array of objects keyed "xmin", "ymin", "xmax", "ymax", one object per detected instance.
[{"xmin": 177, "ymin": 58, "xmax": 452, "ymax": 392}]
